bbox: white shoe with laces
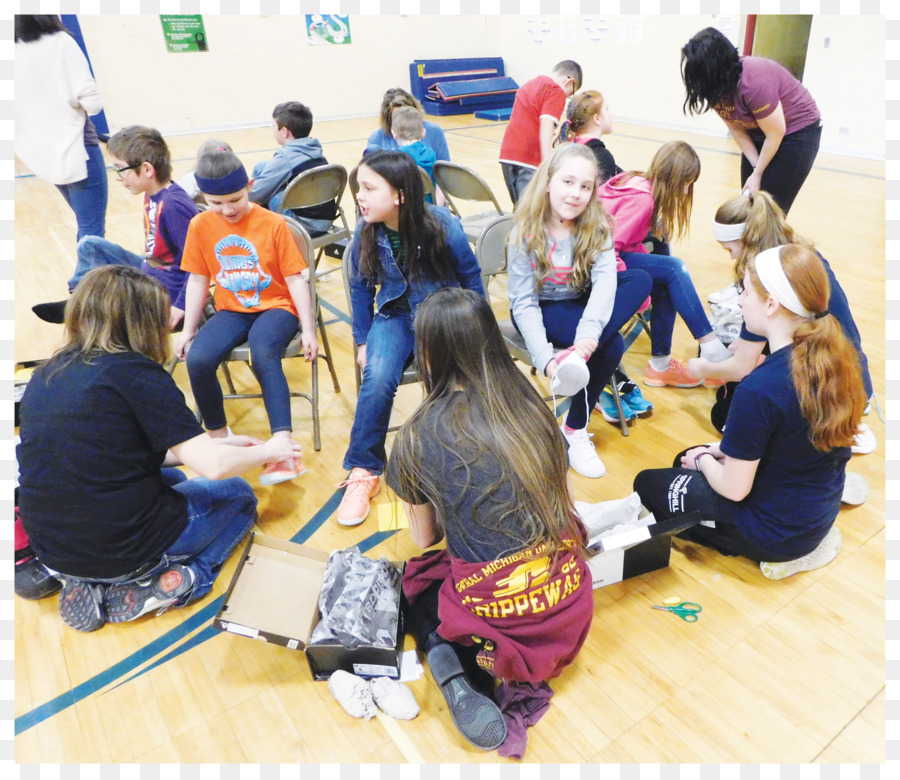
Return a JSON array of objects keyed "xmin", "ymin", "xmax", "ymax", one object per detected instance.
[
  {"xmin": 561, "ymin": 424, "xmax": 606, "ymax": 478},
  {"xmin": 851, "ymin": 423, "xmax": 877, "ymax": 455},
  {"xmin": 328, "ymin": 670, "xmax": 378, "ymax": 719},
  {"xmin": 550, "ymin": 348, "xmax": 590, "ymax": 397},
  {"xmin": 760, "ymin": 526, "xmax": 842, "ymax": 580},
  {"xmin": 370, "ymin": 676, "xmax": 420, "ymax": 720},
  {"xmin": 708, "ymin": 283, "xmax": 741, "ymax": 304}
]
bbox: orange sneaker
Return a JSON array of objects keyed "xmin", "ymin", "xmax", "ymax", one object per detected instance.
[
  {"xmin": 336, "ymin": 468, "xmax": 381, "ymax": 526},
  {"xmin": 643, "ymin": 358, "xmax": 703, "ymax": 388},
  {"xmin": 259, "ymin": 455, "xmax": 306, "ymax": 486}
]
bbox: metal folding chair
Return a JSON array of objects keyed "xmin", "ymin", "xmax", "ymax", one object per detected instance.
[{"xmin": 434, "ymin": 160, "xmax": 510, "ymax": 245}]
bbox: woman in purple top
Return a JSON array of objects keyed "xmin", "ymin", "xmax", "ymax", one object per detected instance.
[{"xmin": 680, "ymin": 27, "xmax": 821, "ymax": 215}]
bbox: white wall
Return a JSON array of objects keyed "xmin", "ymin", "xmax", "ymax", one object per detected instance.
[{"xmin": 77, "ymin": 14, "xmax": 884, "ymax": 159}]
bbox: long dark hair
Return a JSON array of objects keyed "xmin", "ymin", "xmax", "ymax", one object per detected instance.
[
  {"xmin": 681, "ymin": 27, "xmax": 743, "ymax": 115},
  {"xmin": 356, "ymin": 150, "xmax": 452, "ymax": 285},
  {"xmin": 389, "ymin": 288, "xmax": 583, "ymax": 559},
  {"xmin": 15, "ymin": 15, "xmax": 69, "ymax": 43}
]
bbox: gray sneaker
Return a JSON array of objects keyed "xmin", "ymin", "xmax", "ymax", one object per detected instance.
[{"xmin": 58, "ymin": 578, "xmax": 107, "ymax": 632}]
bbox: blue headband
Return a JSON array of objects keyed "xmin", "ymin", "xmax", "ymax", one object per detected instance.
[{"xmin": 195, "ymin": 164, "xmax": 249, "ymax": 196}]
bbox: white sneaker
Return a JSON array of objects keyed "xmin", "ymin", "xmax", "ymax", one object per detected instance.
[
  {"xmin": 550, "ymin": 348, "xmax": 590, "ymax": 397},
  {"xmin": 851, "ymin": 423, "xmax": 876, "ymax": 455},
  {"xmin": 760, "ymin": 526, "xmax": 842, "ymax": 580},
  {"xmin": 841, "ymin": 472, "xmax": 869, "ymax": 505},
  {"xmin": 328, "ymin": 669, "xmax": 377, "ymax": 719},
  {"xmin": 370, "ymin": 676, "xmax": 420, "ymax": 720},
  {"xmin": 708, "ymin": 283, "xmax": 741, "ymax": 304},
  {"xmin": 561, "ymin": 424, "xmax": 606, "ymax": 478}
]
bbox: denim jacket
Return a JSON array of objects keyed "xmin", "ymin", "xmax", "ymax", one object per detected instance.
[{"xmin": 349, "ymin": 206, "xmax": 485, "ymax": 345}]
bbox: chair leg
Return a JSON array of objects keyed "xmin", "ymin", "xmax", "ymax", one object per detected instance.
[
  {"xmin": 220, "ymin": 363, "xmax": 237, "ymax": 395},
  {"xmin": 316, "ymin": 308, "xmax": 341, "ymax": 394},
  {"xmin": 609, "ymin": 379, "xmax": 630, "ymax": 438},
  {"xmin": 311, "ymin": 354, "xmax": 321, "ymax": 451}
]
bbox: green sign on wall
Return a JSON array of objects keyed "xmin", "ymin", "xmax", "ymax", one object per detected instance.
[{"xmin": 160, "ymin": 15, "xmax": 209, "ymax": 53}]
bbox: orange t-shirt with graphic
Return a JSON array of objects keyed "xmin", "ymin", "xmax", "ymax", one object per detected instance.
[{"xmin": 181, "ymin": 205, "xmax": 307, "ymax": 315}]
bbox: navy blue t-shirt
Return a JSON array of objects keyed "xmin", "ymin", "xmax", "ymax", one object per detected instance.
[
  {"xmin": 720, "ymin": 345, "xmax": 849, "ymax": 558},
  {"xmin": 17, "ymin": 351, "xmax": 205, "ymax": 579}
]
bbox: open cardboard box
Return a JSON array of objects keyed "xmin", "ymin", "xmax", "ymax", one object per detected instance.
[
  {"xmin": 585, "ymin": 511, "xmax": 700, "ymax": 589},
  {"xmin": 214, "ymin": 533, "xmax": 404, "ymax": 681}
]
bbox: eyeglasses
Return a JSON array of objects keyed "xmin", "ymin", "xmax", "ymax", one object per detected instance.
[{"xmin": 112, "ymin": 163, "xmax": 142, "ymax": 179}]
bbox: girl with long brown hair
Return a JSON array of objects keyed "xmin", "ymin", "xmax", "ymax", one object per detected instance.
[
  {"xmin": 388, "ymin": 287, "xmax": 593, "ymax": 753},
  {"xmin": 634, "ymin": 245, "xmax": 866, "ymax": 579}
]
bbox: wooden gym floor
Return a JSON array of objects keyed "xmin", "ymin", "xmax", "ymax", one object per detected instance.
[{"xmin": 14, "ymin": 113, "xmax": 885, "ymax": 763}]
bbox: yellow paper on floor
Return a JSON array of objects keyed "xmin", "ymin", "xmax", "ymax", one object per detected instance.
[{"xmin": 377, "ymin": 501, "xmax": 409, "ymax": 532}]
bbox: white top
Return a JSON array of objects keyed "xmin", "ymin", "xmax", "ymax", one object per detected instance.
[{"xmin": 15, "ymin": 32, "xmax": 103, "ymax": 184}]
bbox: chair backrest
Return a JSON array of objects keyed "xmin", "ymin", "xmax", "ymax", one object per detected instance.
[
  {"xmin": 433, "ymin": 161, "xmax": 504, "ymax": 216},
  {"xmin": 279, "ymin": 163, "xmax": 348, "ymax": 212},
  {"xmin": 475, "ymin": 214, "xmax": 516, "ymax": 283},
  {"xmin": 282, "ymin": 215, "xmax": 319, "ymax": 310},
  {"xmin": 418, "ymin": 166, "xmax": 435, "ymax": 200}
]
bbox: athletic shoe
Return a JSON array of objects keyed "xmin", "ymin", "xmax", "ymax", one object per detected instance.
[
  {"xmin": 426, "ymin": 642, "xmax": 507, "ymax": 750},
  {"xmin": 336, "ymin": 468, "xmax": 381, "ymax": 526},
  {"xmin": 621, "ymin": 386, "xmax": 653, "ymax": 415},
  {"xmin": 708, "ymin": 283, "xmax": 741, "ymax": 304},
  {"xmin": 596, "ymin": 391, "xmax": 633, "ymax": 423},
  {"xmin": 841, "ymin": 472, "xmax": 869, "ymax": 506},
  {"xmin": 760, "ymin": 526, "xmax": 842, "ymax": 580},
  {"xmin": 328, "ymin": 670, "xmax": 378, "ymax": 720},
  {"xmin": 58, "ymin": 578, "xmax": 107, "ymax": 632},
  {"xmin": 16, "ymin": 557, "xmax": 62, "ymax": 600},
  {"xmin": 370, "ymin": 676, "xmax": 420, "ymax": 720},
  {"xmin": 32, "ymin": 300, "xmax": 68, "ymax": 324},
  {"xmin": 549, "ymin": 347, "xmax": 590, "ymax": 397},
  {"xmin": 259, "ymin": 455, "xmax": 307, "ymax": 486},
  {"xmin": 851, "ymin": 423, "xmax": 877, "ymax": 455},
  {"xmin": 643, "ymin": 358, "xmax": 703, "ymax": 388},
  {"xmin": 105, "ymin": 564, "xmax": 195, "ymax": 623},
  {"xmin": 561, "ymin": 424, "xmax": 606, "ymax": 478}
]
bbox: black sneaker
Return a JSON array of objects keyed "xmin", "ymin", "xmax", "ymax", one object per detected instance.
[
  {"xmin": 105, "ymin": 564, "xmax": 195, "ymax": 623},
  {"xmin": 58, "ymin": 578, "xmax": 107, "ymax": 632},
  {"xmin": 426, "ymin": 642, "xmax": 507, "ymax": 750},
  {"xmin": 16, "ymin": 557, "xmax": 62, "ymax": 600},
  {"xmin": 32, "ymin": 300, "xmax": 67, "ymax": 324}
]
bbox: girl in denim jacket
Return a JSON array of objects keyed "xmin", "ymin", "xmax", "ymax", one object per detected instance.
[{"xmin": 338, "ymin": 151, "xmax": 485, "ymax": 527}]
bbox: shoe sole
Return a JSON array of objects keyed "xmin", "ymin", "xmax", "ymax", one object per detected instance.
[
  {"xmin": 59, "ymin": 580, "xmax": 107, "ymax": 632},
  {"xmin": 643, "ymin": 377, "xmax": 703, "ymax": 388},
  {"xmin": 105, "ymin": 565, "xmax": 194, "ymax": 623},
  {"xmin": 336, "ymin": 480, "xmax": 381, "ymax": 526},
  {"xmin": 259, "ymin": 464, "xmax": 307, "ymax": 486},
  {"xmin": 569, "ymin": 462, "xmax": 606, "ymax": 478}
]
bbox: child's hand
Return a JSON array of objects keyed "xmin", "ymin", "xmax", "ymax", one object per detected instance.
[
  {"xmin": 687, "ymin": 357, "xmax": 705, "ymax": 378},
  {"xmin": 681, "ymin": 446, "xmax": 711, "ymax": 470},
  {"xmin": 173, "ymin": 331, "xmax": 194, "ymax": 360},
  {"xmin": 264, "ymin": 435, "xmax": 303, "ymax": 463},
  {"xmin": 573, "ymin": 338, "xmax": 598, "ymax": 361},
  {"xmin": 357, "ymin": 344, "xmax": 368, "ymax": 371},
  {"xmin": 301, "ymin": 331, "xmax": 319, "ymax": 362}
]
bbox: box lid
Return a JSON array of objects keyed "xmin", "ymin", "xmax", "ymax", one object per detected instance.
[
  {"xmin": 216, "ymin": 533, "xmax": 330, "ymax": 649},
  {"xmin": 587, "ymin": 512, "xmax": 701, "ymax": 554}
]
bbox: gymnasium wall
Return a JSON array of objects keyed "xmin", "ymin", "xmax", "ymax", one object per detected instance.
[{"xmin": 78, "ymin": 14, "xmax": 884, "ymax": 159}]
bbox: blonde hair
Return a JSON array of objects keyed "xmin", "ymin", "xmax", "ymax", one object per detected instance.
[
  {"xmin": 512, "ymin": 143, "xmax": 613, "ymax": 294},
  {"xmin": 715, "ymin": 191, "xmax": 812, "ymax": 282},
  {"xmin": 559, "ymin": 90, "xmax": 606, "ymax": 144},
  {"xmin": 621, "ymin": 140, "xmax": 700, "ymax": 243},
  {"xmin": 390, "ymin": 106, "xmax": 424, "ymax": 142},
  {"xmin": 746, "ymin": 245, "xmax": 864, "ymax": 451},
  {"xmin": 47, "ymin": 266, "xmax": 171, "ymax": 379}
]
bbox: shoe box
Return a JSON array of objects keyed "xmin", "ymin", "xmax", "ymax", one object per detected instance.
[
  {"xmin": 585, "ymin": 510, "xmax": 701, "ymax": 589},
  {"xmin": 214, "ymin": 533, "xmax": 404, "ymax": 681}
]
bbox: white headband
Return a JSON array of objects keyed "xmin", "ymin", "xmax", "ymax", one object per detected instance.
[
  {"xmin": 754, "ymin": 246, "xmax": 812, "ymax": 318},
  {"xmin": 713, "ymin": 220, "xmax": 746, "ymax": 242}
]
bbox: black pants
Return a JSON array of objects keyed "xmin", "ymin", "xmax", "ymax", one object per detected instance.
[
  {"xmin": 633, "ymin": 448, "xmax": 777, "ymax": 562},
  {"xmin": 741, "ymin": 122, "xmax": 821, "ymax": 216}
]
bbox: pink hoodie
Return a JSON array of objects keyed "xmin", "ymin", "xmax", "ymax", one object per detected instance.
[{"xmin": 597, "ymin": 172, "xmax": 654, "ymax": 268}]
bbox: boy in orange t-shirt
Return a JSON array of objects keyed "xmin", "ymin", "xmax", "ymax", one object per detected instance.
[{"xmin": 175, "ymin": 150, "xmax": 318, "ymax": 485}]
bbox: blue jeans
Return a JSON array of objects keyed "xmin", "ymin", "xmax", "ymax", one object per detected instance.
[
  {"xmin": 741, "ymin": 122, "xmax": 821, "ymax": 216},
  {"xmin": 69, "ymin": 235, "xmax": 143, "ymax": 291},
  {"xmin": 55, "ymin": 142, "xmax": 109, "ymax": 242},
  {"xmin": 620, "ymin": 251, "xmax": 714, "ymax": 357},
  {"xmin": 186, "ymin": 308, "xmax": 300, "ymax": 434},
  {"xmin": 514, "ymin": 269, "xmax": 652, "ymax": 430},
  {"xmin": 343, "ymin": 310, "xmax": 415, "ymax": 474},
  {"xmin": 500, "ymin": 162, "xmax": 535, "ymax": 206}
]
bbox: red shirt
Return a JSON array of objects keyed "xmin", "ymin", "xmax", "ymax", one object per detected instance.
[{"xmin": 499, "ymin": 75, "xmax": 567, "ymax": 169}]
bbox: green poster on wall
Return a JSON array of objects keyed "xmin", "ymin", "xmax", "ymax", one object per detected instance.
[
  {"xmin": 306, "ymin": 14, "xmax": 351, "ymax": 45},
  {"xmin": 160, "ymin": 15, "xmax": 209, "ymax": 53}
]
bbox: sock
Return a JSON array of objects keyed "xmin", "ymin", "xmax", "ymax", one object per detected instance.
[
  {"xmin": 699, "ymin": 338, "xmax": 731, "ymax": 363},
  {"xmin": 562, "ymin": 423, "xmax": 577, "ymax": 436},
  {"xmin": 649, "ymin": 355, "xmax": 671, "ymax": 371}
]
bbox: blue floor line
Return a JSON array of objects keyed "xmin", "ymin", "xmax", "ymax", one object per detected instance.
[
  {"xmin": 14, "ymin": 488, "xmax": 349, "ymax": 734},
  {"xmin": 318, "ymin": 296, "xmax": 350, "ymax": 326}
]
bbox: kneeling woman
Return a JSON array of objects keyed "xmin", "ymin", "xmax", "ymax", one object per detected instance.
[
  {"xmin": 17, "ymin": 266, "xmax": 301, "ymax": 632},
  {"xmin": 634, "ymin": 245, "xmax": 865, "ymax": 579},
  {"xmin": 387, "ymin": 288, "xmax": 593, "ymax": 754}
]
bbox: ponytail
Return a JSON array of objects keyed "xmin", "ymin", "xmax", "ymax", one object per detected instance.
[{"xmin": 748, "ymin": 245, "xmax": 865, "ymax": 451}]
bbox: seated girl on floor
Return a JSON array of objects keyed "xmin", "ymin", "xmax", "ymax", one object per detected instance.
[
  {"xmin": 634, "ymin": 245, "xmax": 866, "ymax": 580},
  {"xmin": 388, "ymin": 287, "xmax": 594, "ymax": 756}
]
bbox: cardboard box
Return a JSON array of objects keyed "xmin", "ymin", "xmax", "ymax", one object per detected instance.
[
  {"xmin": 585, "ymin": 513, "xmax": 700, "ymax": 589},
  {"xmin": 214, "ymin": 533, "xmax": 404, "ymax": 681}
]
